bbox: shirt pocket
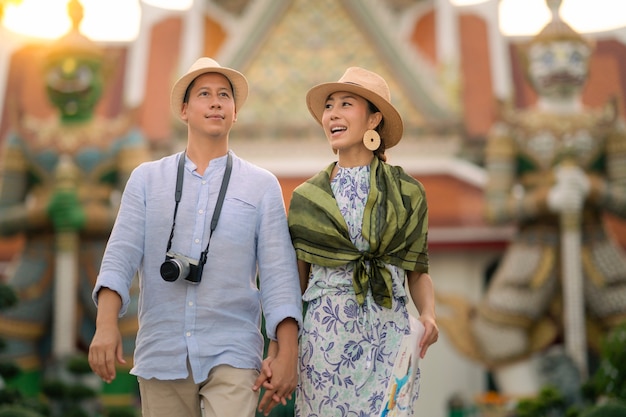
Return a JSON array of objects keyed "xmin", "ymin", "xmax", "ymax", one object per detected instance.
[{"xmin": 212, "ymin": 196, "xmax": 258, "ymax": 253}]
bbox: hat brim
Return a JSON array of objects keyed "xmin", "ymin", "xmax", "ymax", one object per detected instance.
[
  {"xmin": 170, "ymin": 65, "xmax": 248, "ymax": 123},
  {"xmin": 306, "ymin": 82, "xmax": 403, "ymax": 149}
]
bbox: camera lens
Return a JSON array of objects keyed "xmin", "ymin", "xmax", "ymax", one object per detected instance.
[{"xmin": 160, "ymin": 257, "xmax": 189, "ymax": 282}]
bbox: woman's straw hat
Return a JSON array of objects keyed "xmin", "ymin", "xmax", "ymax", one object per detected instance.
[
  {"xmin": 305, "ymin": 67, "xmax": 403, "ymax": 148},
  {"xmin": 170, "ymin": 57, "xmax": 249, "ymax": 122}
]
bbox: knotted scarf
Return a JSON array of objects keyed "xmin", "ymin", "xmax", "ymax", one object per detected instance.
[{"xmin": 288, "ymin": 157, "xmax": 429, "ymax": 308}]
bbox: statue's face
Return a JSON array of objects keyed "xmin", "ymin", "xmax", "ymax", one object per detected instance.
[
  {"xmin": 527, "ymin": 40, "xmax": 591, "ymax": 100},
  {"xmin": 44, "ymin": 55, "xmax": 103, "ymax": 122}
]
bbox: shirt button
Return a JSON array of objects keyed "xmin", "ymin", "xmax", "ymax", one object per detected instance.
[
  {"xmin": 194, "ymin": 238, "xmax": 200, "ymax": 244},
  {"xmin": 198, "ymin": 209, "xmax": 204, "ymax": 214},
  {"xmin": 202, "ymin": 180, "xmax": 207, "ymax": 185},
  {"xmin": 186, "ymin": 332, "xmax": 191, "ymax": 337},
  {"xmin": 188, "ymin": 301, "xmax": 193, "ymax": 306}
]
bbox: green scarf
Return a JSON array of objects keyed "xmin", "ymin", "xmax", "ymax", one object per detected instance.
[{"xmin": 288, "ymin": 157, "xmax": 429, "ymax": 308}]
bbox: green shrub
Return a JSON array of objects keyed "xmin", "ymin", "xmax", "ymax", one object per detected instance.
[
  {"xmin": 587, "ymin": 323, "xmax": 626, "ymax": 401},
  {"xmin": 66, "ymin": 357, "xmax": 92, "ymax": 376},
  {"xmin": 579, "ymin": 401, "xmax": 626, "ymax": 417},
  {"xmin": 0, "ymin": 285, "xmax": 18, "ymax": 310},
  {"xmin": 0, "ymin": 405, "xmax": 45, "ymax": 417}
]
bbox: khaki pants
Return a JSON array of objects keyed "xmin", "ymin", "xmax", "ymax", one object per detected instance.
[{"xmin": 138, "ymin": 364, "xmax": 259, "ymax": 417}]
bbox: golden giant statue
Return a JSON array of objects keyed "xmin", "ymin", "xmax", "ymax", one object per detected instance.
[
  {"xmin": 0, "ymin": 2, "xmax": 149, "ymax": 401},
  {"xmin": 439, "ymin": 0, "xmax": 626, "ymax": 398}
]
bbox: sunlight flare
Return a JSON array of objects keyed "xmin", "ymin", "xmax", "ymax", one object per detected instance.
[{"xmin": 1, "ymin": 0, "xmax": 141, "ymax": 41}]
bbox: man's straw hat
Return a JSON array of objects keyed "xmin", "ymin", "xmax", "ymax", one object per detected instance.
[{"xmin": 170, "ymin": 57, "xmax": 248, "ymax": 122}]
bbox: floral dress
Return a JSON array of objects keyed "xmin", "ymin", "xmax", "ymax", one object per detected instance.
[{"xmin": 295, "ymin": 165, "xmax": 420, "ymax": 417}]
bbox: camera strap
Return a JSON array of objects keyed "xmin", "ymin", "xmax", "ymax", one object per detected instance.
[{"xmin": 165, "ymin": 151, "xmax": 233, "ymax": 266}]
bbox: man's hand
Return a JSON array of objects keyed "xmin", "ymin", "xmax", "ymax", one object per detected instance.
[
  {"xmin": 88, "ymin": 322, "xmax": 126, "ymax": 383},
  {"xmin": 88, "ymin": 288, "xmax": 125, "ymax": 383},
  {"xmin": 253, "ymin": 319, "xmax": 299, "ymax": 416},
  {"xmin": 253, "ymin": 356, "xmax": 281, "ymax": 412},
  {"xmin": 254, "ymin": 353, "xmax": 297, "ymax": 416}
]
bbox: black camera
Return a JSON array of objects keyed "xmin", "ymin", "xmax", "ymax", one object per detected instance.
[{"xmin": 160, "ymin": 252, "xmax": 204, "ymax": 283}]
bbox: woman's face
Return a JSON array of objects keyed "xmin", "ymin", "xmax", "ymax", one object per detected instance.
[{"xmin": 321, "ymin": 91, "xmax": 381, "ymax": 154}]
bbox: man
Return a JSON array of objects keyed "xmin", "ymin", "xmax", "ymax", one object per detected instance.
[{"xmin": 88, "ymin": 57, "xmax": 302, "ymax": 417}]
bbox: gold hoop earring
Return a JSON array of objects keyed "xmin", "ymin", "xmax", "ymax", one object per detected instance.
[{"xmin": 363, "ymin": 130, "xmax": 381, "ymax": 151}]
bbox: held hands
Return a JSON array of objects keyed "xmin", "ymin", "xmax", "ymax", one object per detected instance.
[
  {"xmin": 546, "ymin": 165, "xmax": 590, "ymax": 214},
  {"xmin": 253, "ymin": 348, "xmax": 298, "ymax": 416},
  {"xmin": 47, "ymin": 190, "xmax": 86, "ymax": 231}
]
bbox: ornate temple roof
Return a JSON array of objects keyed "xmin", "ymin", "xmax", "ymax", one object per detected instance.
[{"xmin": 212, "ymin": 0, "xmax": 460, "ymax": 142}]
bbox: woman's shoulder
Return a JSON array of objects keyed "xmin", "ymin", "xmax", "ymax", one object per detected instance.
[{"xmin": 294, "ymin": 162, "xmax": 336, "ymax": 191}]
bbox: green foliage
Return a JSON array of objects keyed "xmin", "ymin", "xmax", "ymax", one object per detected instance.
[
  {"xmin": 514, "ymin": 322, "xmax": 626, "ymax": 417},
  {"xmin": 41, "ymin": 378, "xmax": 95, "ymax": 400},
  {"xmin": 564, "ymin": 407, "xmax": 581, "ymax": 417},
  {"xmin": 61, "ymin": 407, "xmax": 88, "ymax": 417},
  {"xmin": 579, "ymin": 400, "xmax": 626, "ymax": 417},
  {"xmin": 66, "ymin": 357, "xmax": 92, "ymax": 376},
  {"xmin": 0, "ymin": 405, "xmax": 45, "ymax": 417},
  {"xmin": 0, "ymin": 387, "xmax": 23, "ymax": 407},
  {"xmin": 0, "ymin": 347, "xmax": 137, "ymax": 416},
  {"xmin": 0, "ymin": 285, "xmax": 18, "ymax": 310},
  {"xmin": 66, "ymin": 384, "xmax": 97, "ymax": 401},
  {"xmin": 11, "ymin": 400, "xmax": 47, "ymax": 417},
  {"xmin": 579, "ymin": 380, "xmax": 597, "ymax": 403},
  {"xmin": 0, "ymin": 284, "xmax": 45, "ymax": 417},
  {"xmin": 40, "ymin": 381, "xmax": 64, "ymax": 399},
  {"xmin": 515, "ymin": 386, "xmax": 567, "ymax": 417},
  {"xmin": 515, "ymin": 398, "xmax": 542, "ymax": 417},
  {"xmin": 586, "ymin": 322, "xmax": 626, "ymax": 401},
  {"xmin": 106, "ymin": 406, "xmax": 138, "ymax": 417},
  {"xmin": 0, "ymin": 363, "xmax": 20, "ymax": 381}
]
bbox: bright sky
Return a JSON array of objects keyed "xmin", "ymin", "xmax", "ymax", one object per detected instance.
[
  {"xmin": 499, "ymin": 0, "xmax": 626, "ymax": 35},
  {"xmin": 1, "ymin": 0, "xmax": 142, "ymax": 41},
  {"xmin": 142, "ymin": 0, "xmax": 192, "ymax": 10},
  {"xmin": 2, "ymin": 0, "xmax": 625, "ymax": 41},
  {"xmin": 454, "ymin": 0, "xmax": 626, "ymax": 36}
]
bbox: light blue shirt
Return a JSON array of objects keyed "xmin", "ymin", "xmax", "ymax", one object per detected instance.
[{"xmin": 93, "ymin": 150, "xmax": 302, "ymax": 383}]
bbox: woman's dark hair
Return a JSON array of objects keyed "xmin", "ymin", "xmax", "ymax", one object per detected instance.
[{"xmin": 367, "ymin": 101, "xmax": 387, "ymax": 162}]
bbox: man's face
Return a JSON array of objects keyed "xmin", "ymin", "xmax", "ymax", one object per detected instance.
[
  {"xmin": 527, "ymin": 40, "xmax": 591, "ymax": 99},
  {"xmin": 181, "ymin": 72, "xmax": 237, "ymax": 139}
]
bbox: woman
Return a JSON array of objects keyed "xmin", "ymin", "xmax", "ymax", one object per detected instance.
[{"xmin": 288, "ymin": 67, "xmax": 439, "ymax": 416}]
